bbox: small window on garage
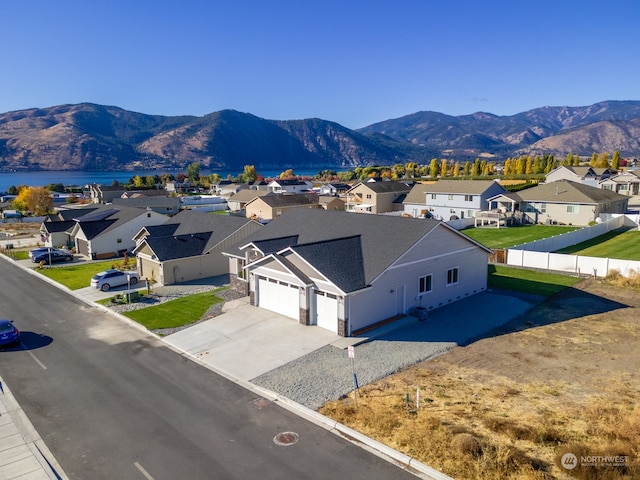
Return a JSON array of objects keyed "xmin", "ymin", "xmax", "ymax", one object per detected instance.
[{"xmin": 117, "ymin": 238, "xmax": 122, "ymax": 244}]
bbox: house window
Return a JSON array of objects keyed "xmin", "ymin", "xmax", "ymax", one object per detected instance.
[
  {"xmin": 464, "ymin": 195, "xmax": 473, "ymax": 201},
  {"xmin": 540, "ymin": 203, "xmax": 547, "ymax": 213},
  {"xmin": 366, "ymin": 194, "xmax": 372, "ymax": 199},
  {"xmin": 418, "ymin": 275, "xmax": 432, "ymax": 294},
  {"xmin": 116, "ymin": 238, "xmax": 122, "ymax": 244},
  {"xmin": 447, "ymin": 267, "xmax": 459, "ymax": 285},
  {"xmin": 450, "ymin": 209, "xmax": 456, "ymax": 214},
  {"xmin": 566, "ymin": 205, "xmax": 580, "ymax": 214},
  {"xmin": 448, "ymin": 194, "xmax": 454, "ymax": 200},
  {"xmin": 431, "ymin": 194, "xmax": 437, "ymax": 200},
  {"xmin": 276, "ymin": 209, "xmax": 283, "ymax": 216},
  {"xmin": 603, "ymin": 184, "xmax": 613, "ymax": 190},
  {"xmin": 620, "ymin": 184, "xmax": 629, "ymax": 191}
]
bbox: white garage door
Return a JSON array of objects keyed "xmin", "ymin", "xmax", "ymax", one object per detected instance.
[
  {"xmin": 315, "ymin": 291, "xmax": 338, "ymax": 333},
  {"xmin": 257, "ymin": 277, "xmax": 299, "ymax": 320}
]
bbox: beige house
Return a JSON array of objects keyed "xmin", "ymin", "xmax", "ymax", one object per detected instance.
[
  {"xmin": 486, "ymin": 180, "xmax": 629, "ymax": 225},
  {"xmin": 245, "ymin": 193, "xmax": 323, "ymax": 222},
  {"xmin": 133, "ymin": 210, "xmax": 262, "ymax": 285},
  {"xmin": 227, "ymin": 190, "xmax": 272, "ymax": 212},
  {"xmin": 318, "ymin": 195, "xmax": 345, "ymax": 211},
  {"xmin": 345, "ymin": 181, "xmax": 412, "ymax": 214}
]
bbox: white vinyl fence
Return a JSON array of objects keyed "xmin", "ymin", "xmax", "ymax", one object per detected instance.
[{"xmin": 506, "ymin": 215, "xmax": 640, "ymax": 278}]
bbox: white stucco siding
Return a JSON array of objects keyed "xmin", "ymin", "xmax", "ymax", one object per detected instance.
[{"xmin": 347, "ymin": 243, "xmax": 488, "ymax": 333}]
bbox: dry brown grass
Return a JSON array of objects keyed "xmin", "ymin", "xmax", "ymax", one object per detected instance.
[{"xmin": 319, "ymin": 280, "xmax": 640, "ymax": 479}]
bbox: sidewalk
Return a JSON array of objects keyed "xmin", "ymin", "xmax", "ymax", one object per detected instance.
[{"xmin": 0, "ymin": 375, "xmax": 68, "ymax": 480}]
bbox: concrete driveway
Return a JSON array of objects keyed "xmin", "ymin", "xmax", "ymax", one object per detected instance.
[{"xmin": 163, "ymin": 299, "xmax": 348, "ymax": 381}]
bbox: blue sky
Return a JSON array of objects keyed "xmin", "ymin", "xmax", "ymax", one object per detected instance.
[{"xmin": 2, "ymin": 0, "xmax": 638, "ymax": 129}]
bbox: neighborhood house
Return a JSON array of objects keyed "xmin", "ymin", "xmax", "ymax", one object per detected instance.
[{"xmin": 224, "ymin": 209, "xmax": 491, "ymax": 336}]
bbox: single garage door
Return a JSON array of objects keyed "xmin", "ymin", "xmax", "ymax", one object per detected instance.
[
  {"xmin": 315, "ymin": 291, "xmax": 338, "ymax": 333},
  {"xmin": 76, "ymin": 238, "xmax": 89, "ymax": 257},
  {"xmin": 257, "ymin": 277, "xmax": 299, "ymax": 320}
]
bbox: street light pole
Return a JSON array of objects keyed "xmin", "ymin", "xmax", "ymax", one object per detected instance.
[{"xmin": 126, "ymin": 273, "xmax": 131, "ymax": 303}]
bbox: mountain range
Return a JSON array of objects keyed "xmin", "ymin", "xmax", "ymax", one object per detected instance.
[{"xmin": 1, "ymin": 100, "xmax": 639, "ymax": 172}]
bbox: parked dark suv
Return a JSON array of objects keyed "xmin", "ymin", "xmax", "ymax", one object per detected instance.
[{"xmin": 31, "ymin": 248, "xmax": 74, "ymax": 264}]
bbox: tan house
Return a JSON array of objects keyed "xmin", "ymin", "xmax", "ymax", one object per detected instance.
[
  {"xmin": 244, "ymin": 193, "xmax": 323, "ymax": 222},
  {"xmin": 133, "ymin": 210, "xmax": 262, "ymax": 285},
  {"xmin": 227, "ymin": 190, "xmax": 273, "ymax": 212},
  {"xmin": 318, "ymin": 195, "xmax": 345, "ymax": 211},
  {"xmin": 486, "ymin": 180, "xmax": 629, "ymax": 226},
  {"xmin": 345, "ymin": 181, "xmax": 412, "ymax": 214}
]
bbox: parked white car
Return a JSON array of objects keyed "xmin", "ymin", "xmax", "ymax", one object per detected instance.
[{"xmin": 90, "ymin": 269, "xmax": 139, "ymax": 292}]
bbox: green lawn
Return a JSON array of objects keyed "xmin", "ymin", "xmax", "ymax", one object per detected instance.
[
  {"xmin": 488, "ymin": 265, "xmax": 582, "ymax": 296},
  {"xmin": 461, "ymin": 225, "xmax": 580, "ymax": 249},
  {"xmin": 35, "ymin": 259, "xmax": 134, "ymax": 290},
  {"xmin": 554, "ymin": 228, "xmax": 640, "ymax": 260},
  {"xmin": 122, "ymin": 289, "xmax": 225, "ymax": 330}
]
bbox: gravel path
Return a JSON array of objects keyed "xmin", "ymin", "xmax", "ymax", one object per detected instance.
[
  {"xmin": 252, "ymin": 290, "xmax": 542, "ymax": 410},
  {"xmin": 252, "ymin": 340, "xmax": 455, "ymax": 410}
]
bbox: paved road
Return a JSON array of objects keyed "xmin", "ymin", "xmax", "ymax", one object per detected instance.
[{"xmin": 0, "ymin": 260, "xmax": 421, "ymax": 479}]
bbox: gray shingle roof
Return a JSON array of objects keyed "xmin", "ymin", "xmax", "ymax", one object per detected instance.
[
  {"xmin": 232, "ymin": 209, "xmax": 444, "ymax": 288},
  {"xmin": 145, "ymin": 232, "xmax": 213, "ymax": 260},
  {"xmin": 250, "ymin": 193, "xmax": 320, "ymax": 208},
  {"xmin": 289, "ymin": 235, "xmax": 366, "ymax": 292},
  {"xmin": 139, "ymin": 210, "xmax": 258, "ymax": 260},
  {"xmin": 351, "ymin": 181, "xmax": 412, "ymax": 194},
  {"xmin": 516, "ymin": 180, "xmax": 628, "ymax": 204}
]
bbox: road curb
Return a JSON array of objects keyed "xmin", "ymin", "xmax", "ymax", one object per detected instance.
[{"xmin": 4, "ymin": 253, "xmax": 453, "ymax": 479}]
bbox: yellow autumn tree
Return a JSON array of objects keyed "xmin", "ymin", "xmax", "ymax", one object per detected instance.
[{"xmin": 12, "ymin": 186, "xmax": 53, "ymax": 215}]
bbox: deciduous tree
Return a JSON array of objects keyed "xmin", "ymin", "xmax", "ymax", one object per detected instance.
[{"xmin": 12, "ymin": 186, "xmax": 53, "ymax": 215}]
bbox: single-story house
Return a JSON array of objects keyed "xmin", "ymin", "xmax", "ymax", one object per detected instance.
[
  {"xmin": 224, "ymin": 209, "xmax": 492, "ymax": 336},
  {"xmin": 544, "ymin": 166, "xmax": 616, "ymax": 187},
  {"xmin": 69, "ymin": 205, "xmax": 169, "ymax": 259},
  {"xmin": 486, "ymin": 179, "xmax": 629, "ymax": 225},
  {"xmin": 318, "ymin": 183, "xmax": 351, "ymax": 196},
  {"xmin": 227, "ymin": 190, "xmax": 273, "ymax": 212},
  {"xmin": 132, "ymin": 210, "xmax": 262, "ymax": 285},
  {"xmin": 345, "ymin": 181, "xmax": 412, "ymax": 214},
  {"xmin": 318, "ymin": 195, "xmax": 345, "ymax": 211},
  {"xmin": 245, "ymin": 193, "xmax": 323, "ymax": 222},
  {"xmin": 267, "ymin": 179, "xmax": 314, "ymax": 193},
  {"xmin": 404, "ymin": 180, "xmax": 507, "ymax": 220},
  {"xmin": 39, "ymin": 206, "xmax": 99, "ymax": 248}
]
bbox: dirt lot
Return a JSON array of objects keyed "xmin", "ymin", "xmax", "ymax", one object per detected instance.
[{"xmin": 320, "ymin": 279, "xmax": 640, "ymax": 479}]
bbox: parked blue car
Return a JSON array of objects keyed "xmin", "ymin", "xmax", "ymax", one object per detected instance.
[{"xmin": 0, "ymin": 319, "xmax": 20, "ymax": 347}]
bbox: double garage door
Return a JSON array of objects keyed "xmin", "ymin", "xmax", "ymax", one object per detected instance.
[
  {"xmin": 257, "ymin": 277, "xmax": 339, "ymax": 333},
  {"xmin": 257, "ymin": 278, "xmax": 299, "ymax": 320}
]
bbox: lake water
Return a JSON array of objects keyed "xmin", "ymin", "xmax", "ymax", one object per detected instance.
[{"xmin": 0, "ymin": 167, "xmax": 334, "ymax": 193}]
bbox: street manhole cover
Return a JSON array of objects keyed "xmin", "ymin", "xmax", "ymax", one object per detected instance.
[
  {"xmin": 251, "ymin": 397, "xmax": 271, "ymax": 409},
  {"xmin": 273, "ymin": 431, "xmax": 299, "ymax": 446}
]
